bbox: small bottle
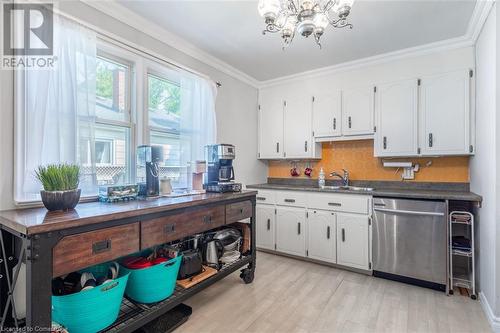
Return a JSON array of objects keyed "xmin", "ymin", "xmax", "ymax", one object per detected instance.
[{"xmin": 318, "ymin": 167, "xmax": 325, "ymax": 187}]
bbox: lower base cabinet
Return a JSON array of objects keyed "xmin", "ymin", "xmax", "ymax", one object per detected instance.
[
  {"xmin": 307, "ymin": 210, "xmax": 336, "ymax": 263},
  {"xmin": 276, "ymin": 207, "xmax": 306, "ymax": 256},
  {"xmin": 256, "ymin": 205, "xmax": 275, "ymax": 250},
  {"xmin": 336, "ymin": 213, "xmax": 370, "ymax": 270}
]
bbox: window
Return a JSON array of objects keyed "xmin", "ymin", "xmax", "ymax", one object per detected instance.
[{"xmin": 96, "ymin": 55, "xmax": 129, "ymax": 122}]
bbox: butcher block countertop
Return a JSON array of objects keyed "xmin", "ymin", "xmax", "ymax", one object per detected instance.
[{"xmin": 0, "ymin": 191, "xmax": 257, "ymax": 236}]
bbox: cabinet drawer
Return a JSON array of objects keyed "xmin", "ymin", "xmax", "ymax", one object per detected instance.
[
  {"xmin": 308, "ymin": 193, "xmax": 369, "ymax": 214},
  {"xmin": 141, "ymin": 206, "xmax": 225, "ymax": 249},
  {"xmin": 226, "ymin": 200, "xmax": 253, "ymax": 224},
  {"xmin": 275, "ymin": 191, "xmax": 307, "ymax": 207},
  {"xmin": 53, "ymin": 223, "xmax": 140, "ymax": 277},
  {"xmin": 255, "ymin": 190, "xmax": 276, "ymax": 204}
]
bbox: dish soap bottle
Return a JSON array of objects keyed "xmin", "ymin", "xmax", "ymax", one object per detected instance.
[{"xmin": 318, "ymin": 167, "xmax": 325, "ymax": 188}]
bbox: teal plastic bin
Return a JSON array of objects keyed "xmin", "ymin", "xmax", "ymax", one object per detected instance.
[
  {"xmin": 52, "ymin": 264, "xmax": 129, "ymax": 333},
  {"xmin": 120, "ymin": 255, "xmax": 182, "ymax": 304}
]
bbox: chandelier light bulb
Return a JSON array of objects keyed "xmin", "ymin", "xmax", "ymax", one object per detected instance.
[{"xmin": 258, "ymin": 0, "xmax": 282, "ymax": 23}]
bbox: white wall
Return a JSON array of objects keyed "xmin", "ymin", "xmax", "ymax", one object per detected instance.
[
  {"xmin": 0, "ymin": 2, "xmax": 267, "ymax": 210},
  {"xmin": 471, "ymin": 3, "xmax": 499, "ymax": 330},
  {"xmin": 259, "ymin": 46, "xmax": 475, "ymax": 98}
]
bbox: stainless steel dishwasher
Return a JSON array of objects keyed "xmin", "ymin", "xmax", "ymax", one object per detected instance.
[{"xmin": 372, "ymin": 197, "xmax": 447, "ymax": 291}]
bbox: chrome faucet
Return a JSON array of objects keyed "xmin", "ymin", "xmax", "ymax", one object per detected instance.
[{"xmin": 330, "ymin": 169, "xmax": 349, "ymax": 187}]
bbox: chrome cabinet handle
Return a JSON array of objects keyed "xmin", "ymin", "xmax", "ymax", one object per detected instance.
[
  {"xmin": 333, "ymin": 118, "xmax": 336, "ymax": 130},
  {"xmin": 256, "ymin": 197, "xmax": 266, "ymax": 201},
  {"xmin": 348, "ymin": 116, "xmax": 352, "ymax": 129},
  {"xmin": 284, "ymin": 199, "xmax": 295, "ymax": 203},
  {"xmin": 304, "ymin": 141, "xmax": 308, "ymax": 152},
  {"xmin": 267, "ymin": 218, "xmax": 270, "ymax": 230},
  {"xmin": 341, "ymin": 228, "xmax": 345, "ymax": 242},
  {"xmin": 328, "ymin": 202, "xmax": 341, "ymax": 207},
  {"xmin": 297, "ymin": 222, "xmax": 301, "ymax": 235},
  {"xmin": 327, "ymin": 226, "xmax": 330, "ymax": 239},
  {"xmin": 276, "ymin": 142, "xmax": 280, "ymax": 153},
  {"xmin": 383, "ymin": 136, "xmax": 387, "ymax": 149},
  {"xmin": 428, "ymin": 133, "xmax": 433, "ymax": 147}
]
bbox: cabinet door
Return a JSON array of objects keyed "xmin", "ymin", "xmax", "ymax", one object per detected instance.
[
  {"xmin": 419, "ymin": 70, "xmax": 471, "ymax": 155},
  {"xmin": 284, "ymin": 94, "xmax": 313, "ymax": 159},
  {"xmin": 256, "ymin": 205, "xmax": 275, "ymax": 250},
  {"xmin": 307, "ymin": 210, "xmax": 336, "ymax": 263},
  {"xmin": 374, "ymin": 79, "xmax": 419, "ymax": 157},
  {"xmin": 342, "ymin": 87, "xmax": 374, "ymax": 136},
  {"xmin": 312, "ymin": 92, "xmax": 342, "ymax": 138},
  {"xmin": 337, "ymin": 213, "xmax": 369, "ymax": 270},
  {"xmin": 259, "ymin": 91, "xmax": 284, "ymax": 159},
  {"xmin": 276, "ymin": 207, "xmax": 306, "ymax": 257}
]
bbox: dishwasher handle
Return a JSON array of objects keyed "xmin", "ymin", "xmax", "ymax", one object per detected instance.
[{"xmin": 374, "ymin": 207, "xmax": 445, "ymax": 217}]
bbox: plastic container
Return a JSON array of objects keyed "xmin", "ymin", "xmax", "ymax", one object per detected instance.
[
  {"xmin": 318, "ymin": 168, "xmax": 326, "ymax": 187},
  {"xmin": 120, "ymin": 255, "xmax": 182, "ymax": 304},
  {"xmin": 52, "ymin": 264, "xmax": 129, "ymax": 333}
]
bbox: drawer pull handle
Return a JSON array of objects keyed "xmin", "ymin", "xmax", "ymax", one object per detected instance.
[
  {"xmin": 240, "ymin": 208, "xmax": 244, "ymax": 214},
  {"xmin": 328, "ymin": 202, "xmax": 341, "ymax": 206},
  {"xmin": 256, "ymin": 197, "xmax": 266, "ymax": 201},
  {"xmin": 203, "ymin": 215, "xmax": 213, "ymax": 224},
  {"xmin": 327, "ymin": 226, "xmax": 330, "ymax": 239},
  {"xmin": 342, "ymin": 228, "xmax": 345, "ymax": 242},
  {"xmin": 267, "ymin": 218, "xmax": 271, "ymax": 230},
  {"xmin": 92, "ymin": 240, "xmax": 111, "ymax": 254},
  {"xmin": 284, "ymin": 199, "xmax": 295, "ymax": 203},
  {"xmin": 164, "ymin": 224, "xmax": 175, "ymax": 234}
]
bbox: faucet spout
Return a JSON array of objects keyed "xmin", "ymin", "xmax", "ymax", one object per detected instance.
[{"xmin": 329, "ymin": 169, "xmax": 349, "ymax": 187}]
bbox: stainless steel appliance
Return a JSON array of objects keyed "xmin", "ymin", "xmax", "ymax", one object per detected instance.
[
  {"xmin": 137, "ymin": 145, "xmax": 163, "ymax": 197},
  {"xmin": 204, "ymin": 144, "xmax": 242, "ymax": 192},
  {"xmin": 373, "ymin": 197, "xmax": 447, "ymax": 291}
]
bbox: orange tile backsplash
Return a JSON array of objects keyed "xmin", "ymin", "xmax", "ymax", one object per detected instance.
[{"xmin": 268, "ymin": 140, "xmax": 470, "ymax": 183}]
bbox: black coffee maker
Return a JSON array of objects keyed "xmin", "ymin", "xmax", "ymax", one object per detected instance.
[
  {"xmin": 204, "ymin": 144, "xmax": 241, "ymax": 193},
  {"xmin": 137, "ymin": 145, "xmax": 163, "ymax": 197}
]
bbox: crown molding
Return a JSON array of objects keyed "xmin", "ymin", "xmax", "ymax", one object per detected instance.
[
  {"xmin": 259, "ymin": 0, "xmax": 494, "ymax": 88},
  {"xmin": 81, "ymin": 0, "xmax": 260, "ymax": 88}
]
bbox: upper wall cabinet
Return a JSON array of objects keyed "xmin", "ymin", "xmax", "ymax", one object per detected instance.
[
  {"xmin": 374, "ymin": 69, "xmax": 474, "ymax": 157},
  {"xmin": 342, "ymin": 87, "xmax": 375, "ymax": 137},
  {"xmin": 258, "ymin": 91, "xmax": 284, "ymax": 159},
  {"xmin": 258, "ymin": 91, "xmax": 321, "ymax": 160},
  {"xmin": 419, "ymin": 70, "xmax": 472, "ymax": 156},
  {"xmin": 312, "ymin": 91, "xmax": 342, "ymax": 138},
  {"xmin": 374, "ymin": 79, "xmax": 419, "ymax": 157},
  {"xmin": 312, "ymin": 86, "xmax": 375, "ymax": 142}
]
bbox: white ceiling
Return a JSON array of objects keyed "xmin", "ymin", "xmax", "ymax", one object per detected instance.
[{"xmin": 117, "ymin": 0, "xmax": 477, "ymax": 81}]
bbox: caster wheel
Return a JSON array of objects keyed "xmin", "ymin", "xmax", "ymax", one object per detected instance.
[
  {"xmin": 449, "ymin": 290, "xmax": 454, "ymax": 295},
  {"xmin": 471, "ymin": 294, "xmax": 477, "ymax": 300},
  {"xmin": 240, "ymin": 268, "xmax": 254, "ymax": 284}
]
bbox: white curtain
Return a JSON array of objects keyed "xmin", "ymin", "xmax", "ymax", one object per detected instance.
[
  {"xmin": 16, "ymin": 16, "xmax": 97, "ymax": 201},
  {"xmin": 179, "ymin": 72, "xmax": 217, "ymax": 179}
]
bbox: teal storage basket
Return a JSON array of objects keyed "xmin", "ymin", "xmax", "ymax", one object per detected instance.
[
  {"xmin": 52, "ymin": 264, "xmax": 129, "ymax": 333},
  {"xmin": 120, "ymin": 255, "xmax": 182, "ymax": 304}
]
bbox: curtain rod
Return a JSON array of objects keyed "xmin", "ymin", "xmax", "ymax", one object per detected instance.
[{"xmin": 50, "ymin": 5, "xmax": 222, "ymax": 88}]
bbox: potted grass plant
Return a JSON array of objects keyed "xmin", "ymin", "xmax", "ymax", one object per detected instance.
[{"xmin": 35, "ymin": 164, "xmax": 81, "ymax": 211}]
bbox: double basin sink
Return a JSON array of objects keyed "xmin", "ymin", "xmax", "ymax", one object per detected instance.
[{"xmin": 319, "ymin": 185, "xmax": 374, "ymax": 192}]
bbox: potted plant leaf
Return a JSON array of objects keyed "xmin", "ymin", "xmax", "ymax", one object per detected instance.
[{"xmin": 35, "ymin": 164, "xmax": 81, "ymax": 211}]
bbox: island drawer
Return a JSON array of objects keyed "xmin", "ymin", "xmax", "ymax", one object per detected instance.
[
  {"xmin": 226, "ymin": 200, "xmax": 253, "ymax": 224},
  {"xmin": 141, "ymin": 205, "xmax": 225, "ymax": 249},
  {"xmin": 53, "ymin": 223, "xmax": 140, "ymax": 277}
]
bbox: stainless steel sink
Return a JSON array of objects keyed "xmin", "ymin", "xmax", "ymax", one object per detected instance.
[{"xmin": 320, "ymin": 185, "xmax": 374, "ymax": 192}]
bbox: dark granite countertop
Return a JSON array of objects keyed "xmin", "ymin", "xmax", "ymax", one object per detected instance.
[
  {"xmin": 0, "ymin": 191, "xmax": 257, "ymax": 236},
  {"xmin": 247, "ymin": 179, "xmax": 482, "ymax": 203}
]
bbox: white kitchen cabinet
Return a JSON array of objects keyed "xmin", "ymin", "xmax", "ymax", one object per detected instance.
[
  {"xmin": 256, "ymin": 205, "xmax": 275, "ymax": 250},
  {"xmin": 419, "ymin": 70, "xmax": 472, "ymax": 156},
  {"xmin": 258, "ymin": 91, "xmax": 284, "ymax": 159},
  {"xmin": 307, "ymin": 210, "xmax": 336, "ymax": 263},
  {"xmin": 336, "ymin": 213, "xmax": 370, "ymax": 270},
  {"xmin": 342, "ymin": 87, "xmax": 375, "ymax": 137},
  {"xmin": 276, "ymin": 206, "xmax": 306, "ymax": 257},
  {"xmin": 312, "ymin": 91, "xmax": 342, "ymax": 138},
  {"xmin": 374, "ymin": 79, "xmax": 419, "ymax": 157}
]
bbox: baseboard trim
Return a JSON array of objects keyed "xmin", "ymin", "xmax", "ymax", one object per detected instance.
[{"xmin": 479, "ymin": 292, "xmax": 500, "ymax": 333}]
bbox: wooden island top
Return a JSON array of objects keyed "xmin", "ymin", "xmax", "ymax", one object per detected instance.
[{"xmin": 0, "ymin": 191, "xmax": 257, "ymax": 236}]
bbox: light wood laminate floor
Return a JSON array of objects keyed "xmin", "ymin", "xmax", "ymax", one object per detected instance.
[{"xmin": 178, "ymin": 251, "xmax": 491, "ymax": 333}]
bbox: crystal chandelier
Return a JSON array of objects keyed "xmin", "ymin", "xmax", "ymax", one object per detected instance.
[{"xmin": 258, "ymin": 0, "xmax": 354, "ymax": 49}]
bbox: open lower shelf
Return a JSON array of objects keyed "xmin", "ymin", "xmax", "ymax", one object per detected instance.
[{"xmin": 102, "ymin": 255, "xmax": 253, "ymax": 333}]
